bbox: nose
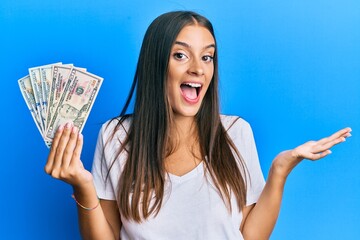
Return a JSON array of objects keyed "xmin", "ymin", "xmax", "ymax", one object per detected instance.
[{"xmin": 188, "ymin": 58, "xmax": 204, "ymax": 76}]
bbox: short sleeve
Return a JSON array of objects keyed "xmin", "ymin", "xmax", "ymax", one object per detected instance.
[
  {"xmin": 91, "ymin": 123, "xmax": 117, "ymax": 200},
  {"xmin": 222, "ymin": 115, "xmax": 265, "ymax": 206}
]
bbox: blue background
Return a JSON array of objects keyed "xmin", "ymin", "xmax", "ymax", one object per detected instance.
[{"xmin": 1, "ymin": 0, "xmax": 359, "ymax": 239}]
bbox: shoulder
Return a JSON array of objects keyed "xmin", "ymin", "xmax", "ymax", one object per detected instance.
[
  {"xmin": 220, "ymin": 114, "xmax": 251, "ymax": 134},
  {"xmin": 96, "ymin": 116, "xmax": 132, "ymax": 156},
  {"xmin": 100, "ymin": 116, "xmax": 132, "ymax": 140},
  {"xmin": 95, "ymin": 116, "xmax": 132, "ymax": 167},
  {"xmin": 220, "ymin": 114, "xmax": 255, "ymax": 148}
]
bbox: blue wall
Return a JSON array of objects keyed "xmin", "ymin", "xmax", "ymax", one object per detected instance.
[{"xmin": 1, "ymin": 0, "xmax": 359, "ymax": 239}]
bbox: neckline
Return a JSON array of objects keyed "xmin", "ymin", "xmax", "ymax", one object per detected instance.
[{"xmin": 167, "ymin": 161, "xmax": 204, "ymax": 183}]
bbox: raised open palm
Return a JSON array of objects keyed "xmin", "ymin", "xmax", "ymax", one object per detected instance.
[{"xmin": 272, "ymin": 127, "xmax": 352, "ymax": 178}]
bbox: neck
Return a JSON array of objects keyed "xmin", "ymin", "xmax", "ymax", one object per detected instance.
[{"xmin": 171, "ymin": 115, "xmax": 197, "ymax": 143}]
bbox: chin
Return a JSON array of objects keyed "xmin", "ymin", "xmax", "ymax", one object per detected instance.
[{"xmin": 173, "ymin": 107, "xmax": 201, "ymax": 119}]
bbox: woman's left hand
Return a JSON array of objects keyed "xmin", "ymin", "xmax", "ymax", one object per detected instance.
[{"xmin": 272, "ymin": 127, "xmax": 352, "ymax": 179}]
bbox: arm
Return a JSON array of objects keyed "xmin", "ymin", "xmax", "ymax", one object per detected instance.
[
  {"xmin": 241, "ymin": 127, "xmax": 352, "ymax": 240},
  {"xmin": 101, "ymin": 199, "xmax": 122, "ymax": 239},
  {"xmin": 45, "ymin": 122, "xmax": 121, "ymax": 240}
]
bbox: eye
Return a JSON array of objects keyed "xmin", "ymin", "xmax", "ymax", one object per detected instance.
[
  {"xmin": 173, "ymin": 52, "xmax": 188, "ymax": 60},
  {"xmin": 202, "ymin": 55, "xmax": 214, "ymax": 62}
]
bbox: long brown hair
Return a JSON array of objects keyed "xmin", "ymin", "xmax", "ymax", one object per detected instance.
[{"xmin": 105, "ymin": 11, "xmax": 247, "ymax": 222}]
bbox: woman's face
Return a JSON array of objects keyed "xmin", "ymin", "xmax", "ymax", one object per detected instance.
[{"xmin": 167, "ymin": 24, "xmax": 215, "ymax": 119}]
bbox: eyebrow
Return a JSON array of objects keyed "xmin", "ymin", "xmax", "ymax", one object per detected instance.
[{"xmin": 174, "ymin": 41, "xmax": 215, "ymax": 50}]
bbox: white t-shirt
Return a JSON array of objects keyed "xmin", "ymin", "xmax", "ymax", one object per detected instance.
[{"xmin": 92, "ymin": 115, "xmax": 265, "ymax": 240}]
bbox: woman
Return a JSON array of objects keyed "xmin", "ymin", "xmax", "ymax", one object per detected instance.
[{"xmin": 45, "ymin": 11, "xmax": 351, "ymax": 239}]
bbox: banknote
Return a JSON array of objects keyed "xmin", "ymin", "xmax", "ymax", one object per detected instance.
[
  {"xmin": 46, "ymin": 64, "xmax": 73, "ymax": 131},
  {"xmin": 39, "ymin": 62, "xmax": 62, "ymax": 116},
  {"xmin": 18, "ymin": 62, "xmax": 103, "ymax": 147},
  {"xmin": 45, "ymin": 67, "xmax": 103, "ymax": 140},
  {"xmin": 29, "ymin": 66, "xmax": 46, "ymax": 132},
  {"xmin": 29, "ymin": 63, "xmax": 62, "ymax": 132},
  {"xmin": 44, "ymin": 64, "xmax": 88, "ymax": 132},
  {"xmin": 18, "ymin": 75, "xmax": 44, "ymax": 136}
]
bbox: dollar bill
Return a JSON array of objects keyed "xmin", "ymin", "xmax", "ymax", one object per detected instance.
[
  {"xmin": 29, "ymin": 66, "xmax": 47, "ymax": 132},
  {"xmin": 39, "ymin": 62, "xmax": 62, "ymax": 116},
  {"xmin": 46, "ymin": 64, "xmax": 73, "ymax": 131},
  {"xmin": 30, "ymin": 62, "xmax": 62, "ymax": 132},
  {"xmin": 19, "ymin": 62, "xmax": 103, "ymax": 147},
  {"xmin": 18, "ymin": 75, "xmax": 44, "ymax": 136},
  {"xmin": 45, "ymin": 68, "xmax": 103, "ymax": 140}
]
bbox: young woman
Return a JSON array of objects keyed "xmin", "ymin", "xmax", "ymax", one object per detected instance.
[{"xmin": 45, "ymin": 11, "xmax": 351, "ymax": 240}]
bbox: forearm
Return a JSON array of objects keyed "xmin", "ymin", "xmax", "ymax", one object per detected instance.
[
  {"xmin": 242, "ymin": 151, "xmax": 301, "ymax": 239},
  {"xmin": 73, "ymin": 183, "xmax": 116, "ymax": 240},
  {"xmin": 241, "ymin": 127, "xmax": 351, "ymax": 239},
  {"xmin": 45, "ymin": 124, "xmax": 120, "ymax": 239},
  {"xmin": 242, "ymin": 167, "xmax": 286, "ymax": 239}
]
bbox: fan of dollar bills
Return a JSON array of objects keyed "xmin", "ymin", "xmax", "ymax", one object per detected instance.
[{"xmin": 18, "ymin": 62, "xmax": 103, "ymax": 148}]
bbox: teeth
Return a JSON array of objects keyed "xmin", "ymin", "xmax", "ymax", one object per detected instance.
[{"xmin": 185, "ymin": 83, "xmax": 202, "ymax": 88}]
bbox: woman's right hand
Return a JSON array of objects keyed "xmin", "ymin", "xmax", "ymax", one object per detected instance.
[
  {"xmin": 45, "ymin": 122, "xmax": 93, "ymax": 188},
  {"xmin": 45, "ymin": 123, "xmax": 119, "ymax": 240}
]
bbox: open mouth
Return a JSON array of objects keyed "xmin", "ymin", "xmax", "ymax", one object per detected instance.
[{"xmin": 180, "ymin": 82, "xmax": 202, "ymax": 101}]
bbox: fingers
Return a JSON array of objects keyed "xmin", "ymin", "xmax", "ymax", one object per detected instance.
[
  {"xmin": 45, "ymin": 124, "xmax": 65, "ymax": 174},
  {"xmin": 69, "ymin": 131, "xmax": 84, "ymax": 170},
  {"xmin": 309, "ymin": 149, "xmax": 332, "ymax": 161},
  {"xmin": 318, "ymin": 137, "xmax": 344, "ymax": 152},
  {"xmin": 51, "ymin": 123, "xmax": 73, "ymax": 176},
  {"xmin": 313, "ymin": 127, "xmax": 352, "ymax": 153},
  {"xmin": 61, "ymin": 125, "xmax": 81, "ymax": 169},
  {"xmin": 317, "ymin": 127, "xmax": 352, "ymax": 145},
  {"xmin": 44, "ymin": 122, "xmax": 83, "ymax": 179},
  {"xmin": 292, "ymin": 127, "xmax": 352, "ymax": 161}
]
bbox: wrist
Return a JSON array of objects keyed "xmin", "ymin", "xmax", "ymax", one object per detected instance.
[
  {"xmin": 72, "ymin": 182, "xmax": 100, "ymax": 211},
  {"xmin": 271, "ymin": 150, "xmax": 303, "ymax": 180},
  {"xmin": 72, "ymin": 194, "xmax": 100, "ymax": 211},
  {"xmin": 72, "ymin": 180, "xmax": 96, "ymax": 196}
]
